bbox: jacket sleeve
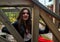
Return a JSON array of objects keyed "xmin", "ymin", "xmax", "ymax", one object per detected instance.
[
  {"xmin": 2, "ymin": 27, "xmax": 10, "ymax": 34},
  {"xmin": 39, "ymin": 25, "xmax": 49, "ymax": 34},
  {"xmin": 2, "ymin": 22, "xmax": 17, "ymax": 34}
]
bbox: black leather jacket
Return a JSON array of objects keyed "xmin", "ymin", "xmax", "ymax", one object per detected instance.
[{"xmin": 2, "ymin": 21, "xmax": 49, "ymax": 38}]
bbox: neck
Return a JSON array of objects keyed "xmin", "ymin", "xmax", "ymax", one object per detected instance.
[{"xmin": 24, "ymin": 21, "xmax": 26, "ymax": 26}]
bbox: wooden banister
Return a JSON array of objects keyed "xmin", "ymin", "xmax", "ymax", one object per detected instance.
[{"xmin": 32, "ymin": 0, "xmax": 60, "ymax": 20}]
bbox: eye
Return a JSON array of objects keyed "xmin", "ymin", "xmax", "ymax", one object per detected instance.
[
  {"xmin": 22, "ymin": 13, "xmax": 25, "ymax": 14},
  {"xmin": 22, "ymin": 12, "xmax": 29, "ymax": 14}
]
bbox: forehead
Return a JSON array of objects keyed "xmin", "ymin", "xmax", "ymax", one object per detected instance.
[{"xmin": 23, "ymin": 10, "xmax": 28, "ymax": 12}]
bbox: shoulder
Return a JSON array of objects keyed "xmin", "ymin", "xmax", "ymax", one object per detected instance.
[
  {"xmin": 12, "ymin": 21, "xmax": 18, "ymax": 26},
  {"xmin": 2, "ymin": 26, "xmax": 10, "ymax": 34}
]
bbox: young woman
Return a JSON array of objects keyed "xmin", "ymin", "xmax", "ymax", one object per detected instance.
[
  {"xmin": 2, "ymin": 8, "xmax": 31, "ymax": 42},
  {"xmin": 2, "ymin": 8, "xmax": 49, "ymax": 42}
]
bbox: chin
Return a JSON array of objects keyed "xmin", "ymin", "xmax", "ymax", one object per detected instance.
[{"xmin": 24, "ymin": 19, "xmax": 28, "ymax": 21}]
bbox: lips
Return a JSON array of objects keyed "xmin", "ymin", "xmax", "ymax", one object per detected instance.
[{"xmin": 24, "ymin": 16, "xmax": 28, "ymax": 18}]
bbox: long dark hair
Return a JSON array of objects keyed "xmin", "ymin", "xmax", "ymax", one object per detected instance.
[{"xmin": 17, "ymin": 8, "xmax": 31, "ymax": 33}]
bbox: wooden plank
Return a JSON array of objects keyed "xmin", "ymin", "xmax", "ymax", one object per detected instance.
[
  {"xmin": 0, "ymin": 36, "xmax": 11, "ymax": 42},
  {"xmin": 53, "ymin": 0, "xmax": 60, "ymax": 42},
  {"xmin": 0, "ymin": 0, "xmax": 32, "ymax": 7},
  {"xmin": 53, "ymin": 0, "xmax": 59, "ymax": 27},
  {"xmin": 39, "ymin": 8, "xmax": 60, "ymax": 42},
  {"xmin": 0, "ymin": 10, "xmax": 24, "ymax": 42},
  {"xmin": 32, "ymin": 0, "xmax": 60, "ymax": 20},
  {"xmin": 0, "ymin": 4, "xmax": 32, "ymax": 7},
  {"xmin": 31, "ymin": 5, "xmax": 39, "ymax": 42},
  {"xmin": 2, "ymin": 9, "xmax": 19, "ymax": 12}
]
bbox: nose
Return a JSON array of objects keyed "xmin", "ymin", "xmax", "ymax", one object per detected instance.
[{"xmin": 24, "ymin": 13, "xmax": 28, "ymax": 15}]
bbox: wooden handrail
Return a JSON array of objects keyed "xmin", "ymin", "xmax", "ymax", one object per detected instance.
[
  {"xmin": 39, "ymin": 8, "xmax": 60, "ymax": 41},
  {"xmin": 32, "ymin": 0, "xmax": 60, "ymax": 20},
  {"xmin": 32, "ymin": 0, "xmax": 60, "ymax": 41},
  {"xmin": 0, "ymin": 0, "xmax": 32, "ymax": 7}
]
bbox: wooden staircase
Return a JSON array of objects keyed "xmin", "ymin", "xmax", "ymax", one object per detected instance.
[{"xmin": 0, "ymin": 0, "xmax": 60, "ymax": 42}]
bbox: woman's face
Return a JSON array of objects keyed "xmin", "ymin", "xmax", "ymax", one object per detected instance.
[{"xmin": 22, "ymin": 10, "xmax": 29, "ymax": 21}]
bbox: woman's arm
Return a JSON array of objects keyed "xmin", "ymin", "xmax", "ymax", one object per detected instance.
[
  {"xmin": 2, "ymin": 21, "xmax": 18, "ymax": 34},
  {"xmin": 2, "ymin": 27, "xmax": 10, "ymax": 34},
  {"xmin": 39, "ymin": 25, "xmax": 49, "ymax": 34}
]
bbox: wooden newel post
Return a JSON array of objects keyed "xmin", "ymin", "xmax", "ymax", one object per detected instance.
[
  {"xmin": 31, "ymin": 4, "xmax": 39, "ymax": 42},
  {"xmin": 53, "ymin": 0, "xmax": 59, "ymax": 42}
]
